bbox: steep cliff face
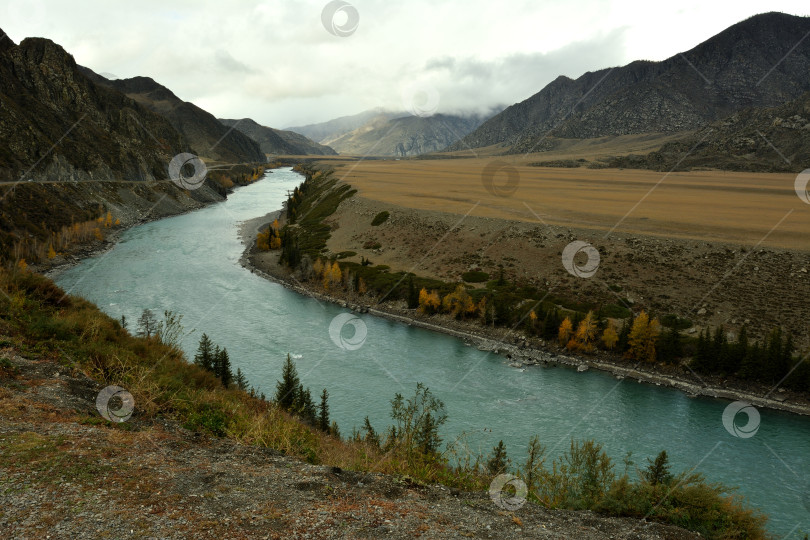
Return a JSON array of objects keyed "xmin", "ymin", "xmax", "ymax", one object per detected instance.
[
  {"xmin": 0, "ymin": 30, "xmax": 186, "ymax": 183},
  {"xmin": 87, "ymin": 74, "xmax": 265, "ymax": 164},
  {"xmin": 219, "ymin": 118, "xmax": 337, "ymax": 155},
  {"xmin": 450, "ymin": 12, "xmax": 810, "ymax": 153}
]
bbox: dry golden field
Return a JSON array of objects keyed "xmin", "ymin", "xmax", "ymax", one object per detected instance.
[{"xmin": 319, "ymin": 157, "xmax": 810, "ymax": 251}]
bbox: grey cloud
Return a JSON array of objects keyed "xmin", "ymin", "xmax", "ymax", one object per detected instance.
[
  {"xmin": 410, "ymin": 27, "xmax": 629, "ymax": 115},
  {"xmin": 214, "ymin": 49, "xmax": 255, "ymax": 74}
]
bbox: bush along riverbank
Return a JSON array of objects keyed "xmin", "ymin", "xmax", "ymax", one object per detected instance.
[
  {"xmin": 245, "ymin": 164, "xmax": 810, "ymax": 416},
  {"xmin": 0, "ymin": 264, "xmax": 771, "ymax": 538}
]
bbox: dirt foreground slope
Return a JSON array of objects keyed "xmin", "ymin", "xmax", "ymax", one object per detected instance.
[{"xmin": 0, "ymin": 349, "xmax": 700, "ymax": 539}]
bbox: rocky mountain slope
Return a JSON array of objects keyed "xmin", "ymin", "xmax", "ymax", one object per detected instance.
[
  {"xmin": 219, "ymin": 118, "xmax": 337, "ymax": 155},
  {"xmin": 449, "ymin": 12, "xmax": 810, "ymax": 154},
  {"xmin": 325, "ymin": 113, "xmax": 489, "ymax": 156},
  {"xmin": 0, "ymin": 29, "xmax": 185, "ymax": 183},
  {"xmin": 85, "ymin": 73, "xmax": 265, "ymax": 164},
  {"xmin": 610, "ymin": 91, "xmax": 810, "ymax": 172},
  {"xmin": 0, "ymin": 28, "xmax": 268, "ymax": 262}
]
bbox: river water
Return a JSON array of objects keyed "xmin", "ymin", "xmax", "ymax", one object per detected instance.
[{"xmin": 55, "ymin": 168, "xmax": 810, "ymax": 536}]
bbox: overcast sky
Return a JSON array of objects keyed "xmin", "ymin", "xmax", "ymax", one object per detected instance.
[{"xmin": 3, "ymin": 0, "xmax": 809, "ymax": 128}]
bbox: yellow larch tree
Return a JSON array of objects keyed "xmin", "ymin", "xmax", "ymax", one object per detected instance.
[
  {"xmin": 626, "ymin": 310, "xmax": 661, "ymax": 362},
  {"xmin": 568, "ymin": 311, "xmax": 598, "ymax": 352},
  {"xmin": 601, "ymin": 322, "xmax": 619, "ymax": 350},
  {"xmin": 418, "ymin": 288, "xmax": 441, "ymax": 314},
  {"xmin": 558, "ymin": 317, "xmax": 573, "ymax": 346},
  {"xmin": 441, "ymin": 285, "xmax": 475, "ymax": 319}
]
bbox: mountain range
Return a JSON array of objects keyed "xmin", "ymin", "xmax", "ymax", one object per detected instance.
[
  {"xmin": 3, "ymin": 11, "xmax": 810, "ymax": 182},
  {"xmin": 218, "ymin": 118, "xmax": 337, "ymax": 156},
  {"xmin": 287, "ymin": 110, "xmax": 494, "ymax": 156},
  {"xmin": 0, "ymin": 31, "xmax": 186, "ymax": 183},
  {"xmin": 323, "ymin": 113, "xmax": 491, "ymax": 156},
  {"xmin": 449, "ymin": 12, "xmax": 810, "ymax": 155},
  {"xmin": 82, "ymin": 72, "xmax": 266, "ymax": 164},
  {"xmin": 286, "ymin": 109, "xmax": 402, "ymax": 146}
]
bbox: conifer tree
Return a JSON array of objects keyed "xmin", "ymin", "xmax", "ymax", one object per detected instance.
[
  {"xmin": 216, "ymin": 348, "xmax": 233, "ymax": 388},
  {"xmin": 543, "ymin": 309, "xmax": 560, "ymax": 340},
  {"xmin": 235, "ymin": 367, "xmax": 249, "ymax": 391},
  {"xmin": 657, "ymin": 326, "xmax": 682, "ymax": 364},
  {"xmin": 136, "ymin": 308, "xmax": 159, "ymax": 338},
  {"xmin": 487, "ymin": 440, "xmax": 511, "ymax": 475},
  {"xmin": 318, "ymin": 388, "xmax": 330, "ymax": 432},
  {"xmin": 617, "ymin": 318, "xmax": 631, "ymax": 352},
  {"xmin": 194, "ymin": 333, "xmax": 215, "ymax": 373},
  {"xmin": 726, "ymin": 325, "xmax": 748, "ymax": 374},
  {"xmin": 641, "ymin": 450, "xmax": 673, "ymax": 486},
  {"xmin": 362, "ymin": 416, "xmax": 380, "ymax": 447},
  {"xmin": 693, "ymin": 327, "xmax": 711, "ymax": 372},
  {"xmin": 275, "ymin": 354, "xmax": 300, "ymax": 410},
  {"xmin": 407, "ymin": 275, "xmax": 419, "ymax": 309},
  {"xmin": 212, "ymin": 344, "xmax": 222, "ymax": 378}
]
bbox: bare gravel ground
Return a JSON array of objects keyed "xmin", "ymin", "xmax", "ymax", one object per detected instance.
[{"xmin": 0, "ymin": 347, "xmax": 701, "ymax": 539}]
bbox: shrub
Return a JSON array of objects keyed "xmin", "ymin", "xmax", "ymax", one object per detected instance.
[
  {"xmin": 184, "ymin": 402, "xmax": 229, "ymax": 437},
  {"xmin": 601, "ymin": 304, "xmax": 632, "ymax": 319},
  {"xmin": 661, "ymin": 314, "xmax": 693, "ymax": 330},
  {"xmin": 461, "ymin": 270, "xmax": 489, "ymax": 283},
  {"xmin": 371, "ymin": 211, "xmax": 390, "ymax": 226}
]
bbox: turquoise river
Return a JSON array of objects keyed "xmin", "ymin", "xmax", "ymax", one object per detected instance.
[{"xmin": 55, "ymin": 168, "xmax": 810, "ymax": 536}]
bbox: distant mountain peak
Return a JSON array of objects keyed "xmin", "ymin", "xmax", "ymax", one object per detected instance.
[{"xmin": 449, "ymin": 11, "xmax": 810, "ymax": 154}]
